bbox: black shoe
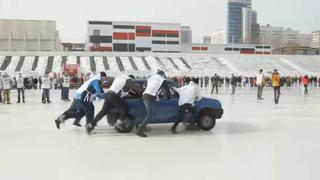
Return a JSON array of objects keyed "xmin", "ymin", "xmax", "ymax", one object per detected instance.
[
  {"xmin": 55, "ymin": 119, "xmax": 61, "ymax": 129},
  {"xmin": 17, "ymin": 101, "xmax": 20, "ymax": 103},
  {"xmin": 7, "ymin": 102, "xmax": 11, "ymax": 104},
  {"xmin": 73, "ymin": 122, "xmax": 82, "ymax": 127},
  {"xmin": 86, "ymin": 123, "xmax": 94, "ymax": 134},
  {"xmin": 42, "ymin": 101, "xmax": 46, "ymax": 104},
  {"xmin": 136, "ymin": 130, "xmax": 148, "ymax": 137},
  {"xmin": 23, "ymin": 101, "xmax": 25, "ymax": 103},
  {"xmin": 170, "ymin": 127, "xmax": 177, "ymax": 134}
]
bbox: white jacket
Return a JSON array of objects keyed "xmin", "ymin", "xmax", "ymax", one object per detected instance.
[
  {"xmin": 256, "ymin": 73, "xmax": 265, "ymax": 86},
  {"xmin": 143, "ymin": 74, "xmax": 165, "ymax": 97},
  {"xmin": 176, "ymin": 81, "xmax": 202, "ymax": 106},
  {"xmin": 2, "ymin": 77, "xmax": 12, "ymax": 90},
  {"xmin": 109, "ymin": 75, "xmax": 130, "ymax": 94}
]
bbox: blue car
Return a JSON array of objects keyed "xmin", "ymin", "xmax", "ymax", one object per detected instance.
[{"xmin": 106, "ymin": 80, "xmax": 224, "ymax": 133}]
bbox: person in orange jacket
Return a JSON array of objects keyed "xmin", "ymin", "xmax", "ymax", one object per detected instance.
[
  {"xmin": 272, "ymin": 69, "xmax": 281, "ymax": 104},
  {"xmin": 302, "ymin": 75, "xmax": 310, "ymax": 95}
]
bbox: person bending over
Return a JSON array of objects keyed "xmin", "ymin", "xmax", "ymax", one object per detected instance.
[
  {"xmin": 88, "ymin": 75, "xmax": 143, "ymax": 132},
  {"xmin": 171, "ymin": 81, "xmax": 202, "ymax": 133},
  {"xmin": 54, "ymin": 72, "xmax": 107, "ymax": 131},
  {"xmin": 136, "ymin": 70, "xmax": 171, "ymax": 138}
]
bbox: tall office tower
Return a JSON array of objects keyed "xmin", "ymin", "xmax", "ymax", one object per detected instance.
[{"xmin": 227, "ymin": 0, "xmax": 259, "ymax": 44}]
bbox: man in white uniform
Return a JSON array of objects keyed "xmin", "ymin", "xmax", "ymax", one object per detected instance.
[
  {"xmin": 61, "ymin": 73, "xmax": 71, "ymax": 101},
  {"xmin": 89, "ymin": 75, "xmax": 143, "ymax": 132},
  {"xmin": 16, "ymin": 73, "xmax": 25, "ymax": 103},
  {"xmin": 171, "ymin": 81, "xmax": 202, "ymax": 133},
  {"xmin": 42, "ymin": 72, "xmax": 52, "ymax": 104},
  {"xmin": 256, "ymin": 69, "xmax": 265, "ymax": 100},
  {"xmin": 136, "ymin": 70, "xmax": 171, "ymax": 137}
]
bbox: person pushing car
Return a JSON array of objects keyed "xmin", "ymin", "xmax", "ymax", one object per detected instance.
[
  {"xmin": 54, "ymin": 72, "xmax": 107, "ymax": 131},
  {"xmin": 87, "ymin": 74, "xmax": 144, "ymax": 133},
  {"xmin": 171, "ymin": 81, "xmax": 202, "ymax": 133},
  {"xmin": 136, "ymin": 70, "xmax": 171, "ymax": 137}
]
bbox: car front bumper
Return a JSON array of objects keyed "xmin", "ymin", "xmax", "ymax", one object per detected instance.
[{"xmin": 214, "ymin": 109, "xmax": 224, "ymax": 119}]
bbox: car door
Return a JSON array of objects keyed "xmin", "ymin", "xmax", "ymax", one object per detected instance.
[{"xmin": 153, "ymin": 97, "xmax": 179, "ymax": 123}]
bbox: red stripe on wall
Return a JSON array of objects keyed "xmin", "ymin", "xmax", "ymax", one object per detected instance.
[
  {"xmin": 192, "ymin": 47, "xmax": 208, "ymax": 51},
  {"xmin": 240, "ymin": 50, "xmax": 255, "ymax": 54},
  {"xmin": 113, "ymin": 32, "xmax": 135, "ymax": 40},
  {"xmin": 152, "ymin": 30, "xmax": 179, "ymax": 35},
  {"xmin": 90, "ymin": 47, "xmax": 113, "ymax": 52},
  {"xmin": 136, "ymin": 26, "xmax": 151, "ymax": 30}
]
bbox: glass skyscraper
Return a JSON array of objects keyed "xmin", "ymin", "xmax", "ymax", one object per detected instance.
[{"xmin": 227, "ymin": 0, "xmax": 259, "ymax": 44}]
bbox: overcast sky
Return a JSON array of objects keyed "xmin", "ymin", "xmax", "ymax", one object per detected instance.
[{"xmin": 0, "ymin": 0, "xmax": 319, "ymax": 42}]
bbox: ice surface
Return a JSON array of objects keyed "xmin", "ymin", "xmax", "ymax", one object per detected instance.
[{"xmin": 0, "ymin": 87, "xmax": 320, "ymax": 180}]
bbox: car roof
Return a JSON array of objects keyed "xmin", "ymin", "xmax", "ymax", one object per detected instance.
[{"xmin": 134, "ymin": 79, "xmax": 179, "ymax": 88}]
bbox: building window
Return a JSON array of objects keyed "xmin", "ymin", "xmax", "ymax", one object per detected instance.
[
  {"xmin": 93, "ymin": 43, "xmax": 100, "ymax": 48},
  {"xmin": 93, "ymin": 30, "xmax": 100, "ymax": 36}
]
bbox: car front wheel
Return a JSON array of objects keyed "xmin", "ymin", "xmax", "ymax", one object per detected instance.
[
  {"xmin": 114, "ymin": 115, "xmax": 135, "ymax": 133},
  {"xmin": 198, "ymin": 113, "xmax": 216, "ymax": 131}
]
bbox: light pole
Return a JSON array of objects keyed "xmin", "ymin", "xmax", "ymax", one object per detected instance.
[
  {"xmin": 165, "ymin": 33, "xmax": 168, "ymax": 68},
  {"xmin": 127, "ymin": 33, "xmax": 129, "ymax": 52},
  {"xmin": 232, "ymin": 35, "xmax": 235, "ymax": 53},
  {"xmin": 165, "ymin": 33, "xmax": 168, "ymax": 53},
  {"xmin": 262, "ymin": 36, "xmax": 265, "ymax": 55}
]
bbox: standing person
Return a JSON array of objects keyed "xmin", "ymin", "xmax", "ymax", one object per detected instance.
[
  {"xmin": 200, "ymin": 77, "xmax": 204, "ymax": 88},
  {"xmin": 204, "ymin": 76, "xmax": 209, "ymax": 89},
  {"xmin": 88, "ymin": 74, "xmax": 144, "ymax": 132},
  {"xmin": 136, "ymin": 70, "xmax": 171, "ymax": 138},
  {"xmin": 211, "ymin": 74, "xmax": 220, "ymax": 94},
  {"xmin": 2, "ymin": 73, "xmax": 12, "ymax": 104},
  {"xmin": 170, "ymin": 81, "xmax": 202, "ymax": 133},
  {"xmin": 16, "ymin": 73, "xmax": 25, "ymax": 103},
  {"xmin": 54, "ymin": 72, "xmax": 107, "ymax": 130},
  {"xmin": 272, "ymin": 69, "xmax": 281, "ymax": 104},
  {"xmin": 302, "ymin": 75, "xmax": 310, "ymax": 95},
  {"xmin": 41, "ymin": 72, "xmax": 52, "ymax": 104},
  {"xmin": 0, "ymin": 72, "xmax": 2, "ymax": 103},
  {"xmin": 256, "ymin": 69, "xmax": 265, "ymax": 100},
  {"xmin": 38, "ymin": 76, "xmax": 42, "ymax": 90},
  {"xmin": 230, "ymin": 74, "xmax": 237, "ymax": 95},
  {"xmin": 61, "ymin": 73, "xmax": 71, "ymax": 101}
]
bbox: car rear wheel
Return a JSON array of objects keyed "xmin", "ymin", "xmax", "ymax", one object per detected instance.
[
  {"xmin": 106, "ymin": 113, "xmax": 118, "ymax": 126},
  {"xmin": 198, "ymin": 113, "xmax": 216, "ymax": 131},
  {"xmin": 114, "ymin": 115, "xmax": 135, "ymax": 133}
]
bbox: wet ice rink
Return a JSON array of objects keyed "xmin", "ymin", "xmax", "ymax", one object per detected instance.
[{"xmin": 0, "ymin": 86, "xmax": 320, "ymax": 180}]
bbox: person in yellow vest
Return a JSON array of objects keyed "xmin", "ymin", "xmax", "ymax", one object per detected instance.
[{"xmin": 272, "ymin": 69, "xmax": 281, "ymax": 104}]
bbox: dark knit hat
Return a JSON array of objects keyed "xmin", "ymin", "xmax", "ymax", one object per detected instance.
[{"xmin": 100, "ymin": 72, "xmax": 107, "ymax": 78}]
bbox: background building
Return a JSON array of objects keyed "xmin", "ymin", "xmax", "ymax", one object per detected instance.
[
  {"xmin": 86, "ymin": 21, "xmax": 181, "ymax": 53},
  {"xmin": 227, "ymin": 0, "xmax": 259, "ymax": 44},
  {"xmin": 273, "ymin": 46, "xmax": 319, "ymax": 55},
  {"xmin": 181, "ymin": 43, "xmax": 272, "ymax": 54},
  {"xmin": 260, "ymin": 24, "xmax": 312, "ymax": 50},
  {"xmin": 312, "ymin": 31, "xmax": 320, "ymax": 48},
  {"xmin": 203, "ymin": 29, "xmax": 227, "ymax": 44},
  {"xmin": 0, "ymin": 19, "xmax": 62, "ymax": 51},
  {"xmin": 180, "ymin": 26, "xmax": 192, "ymax": 44},
  {"xmin": 203, "ymin": 36, "xmax": 212, "ymax": 44},
  {"xmin": 62, "ymin": 43, "xmax": 85, "ymax": 51}
]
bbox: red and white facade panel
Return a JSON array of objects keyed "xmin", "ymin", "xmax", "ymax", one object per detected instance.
[{"xmin": 87, "ymin": 21, "xmax": 181, "ymax": 53}]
